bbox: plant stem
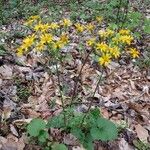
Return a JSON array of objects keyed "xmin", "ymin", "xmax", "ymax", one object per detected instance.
[
  {"xmin": 116, "ymin": 0, "xmax": 122, "ymax": 25},
  {"xmin": 120, "ymin": 0, "xmax": 129, "ymax": 29},
  {"xmin": 70, "ymin": 48, "xmax": 94, "ymax": 106},
  {"xmin": 80, "ymin": 69, "xmax": 104, "ymax": 127},
  {"xmin": 55, "ymin": 61, "xmax": 67, "ymax": 127}
]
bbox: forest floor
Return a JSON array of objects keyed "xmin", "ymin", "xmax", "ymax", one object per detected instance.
[{"xmin": 0, "ymin": 1, "xmax": 150, "ymax": 150}]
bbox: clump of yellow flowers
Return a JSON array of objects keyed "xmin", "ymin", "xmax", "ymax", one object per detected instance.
[
  {"xmin": 87, "ymin": 27, "xmax": 140, "ymax": 66},
  {"xmin": 17, "ymin": 15, "xmax": 140, "ymax": 67}
]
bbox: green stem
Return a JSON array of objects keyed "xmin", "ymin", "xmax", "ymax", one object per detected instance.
[
  {"xmin": 70, "ymin": 48, "xmax": 94, "ymax": 106},
  {"xmin": 55, "ymin": 60, "xmax": 67, "ymax": 127},
  {"xmin": 80, "ymin": 69, "xmax": 104, "ymax": 127}
]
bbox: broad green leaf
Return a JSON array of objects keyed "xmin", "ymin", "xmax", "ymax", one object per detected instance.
[
  {"xmin": 96, "ymin": 118, "xmax": 118, "ymax": 141},
  {"xmin": 27, "ymin": 118, "xmax": 46, "ymax": 137},
  {"xmin": 38, "ymin": 130, "xmax": 49, "ymax": 143},
  {"xmin": 90, "ymin": 108, "xmax": 100, "ymax": 119},
  {"xmin": 71, "ymin": 128, "xmax": 85, "ymax": 143},
  {"xmin": 52, "ymin": 143, "xmax": 68, "ymax": 150},
  {"xmin": 108, "ymin": 23, "xmax": 118, "ymax": 30},
  {"xmin": 83, "ymin": 133, "xmax": 94, "ymax": 150},
  {"xmin": 90, "ymin": 127, "xmax": 101, "ymax": 140},
  {"xmin": 47, "ymin": 114, "xmax": 65, "ymax": 128}
]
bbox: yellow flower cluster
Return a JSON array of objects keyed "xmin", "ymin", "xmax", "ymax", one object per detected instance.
[
  {"xmin": 17, "ymin": 16, "xmax": 72, "ymax": 56},
  {"xmin": 86, "ymin": 28, "xmax": 140, "ymax": 66},
  {"xmin": 17, "ymin": 15, "xmax": 140, "ymax": 67}
]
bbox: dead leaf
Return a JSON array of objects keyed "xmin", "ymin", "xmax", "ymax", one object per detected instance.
[
  {"xmin": 118, "ymin": 138, "xmax": 134, "ymax": 150},
  {"xmin": 1, "ymin": 134, "xmax": 25, "ymax": 150},
  {"xmin": 0, "ymin": 65, "xmax": 13, "ymax": 79},
  {"xmin": 135, "ymin": 124, "xmax": 149, "ymax": 142}
]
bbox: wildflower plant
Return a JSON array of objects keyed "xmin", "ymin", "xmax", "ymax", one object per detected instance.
[{"xmin": 17, "ymin": 15, "xmax": 140, "ymax": 150}]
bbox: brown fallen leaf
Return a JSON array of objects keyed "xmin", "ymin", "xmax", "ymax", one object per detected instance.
[
  {"xmin": 135, "ymin": 124, "xmax": 149, "ymax": 142},
  {"xmin": 0, "ymin": 65, "xmax": 13, "ymax": 79},
  {"xmin": 118, "ymin": 138, "xmax": 134, "ymax": 150},
  {"xmin": 1, "ymin": 134, "xmax": 25, "ymax": 150}
]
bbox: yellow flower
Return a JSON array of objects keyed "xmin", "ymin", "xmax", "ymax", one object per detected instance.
[
  {"xmin": 61, "ymin": 18, "xmax": 72, "ymax": 27},
  {"xmin": 25, "ymin": 19, "xmax": 34, "ymax": 26},
  {"xmin": 49, "ymin": 22, "xmax": 59, "ymax": 30},
  {"xmin": 96, "ymin": 42, "xmax": 108, "ymax": 52},
  {"xmin": 22, "ymin": 34, "xmax": 35, "ymax": 48},
  {"xmin": 99, "ymin": 54, "xmax": 111, "ymax": 66},
  {"xmin": 129, "ymin": 48, "xmax": 140, "ymax": 58},
  {"xmin": 36, "ymin": 42, "xmax": 45, "ymax": 51},
  {"xmin": 60, "ymin": 33, "xmax": 69, "ymax": 44},
  {"xmin": 112, "ymin": 37, "xmax": 120, "ymax": 44},
  {"xmin": 34, "ymin": 22, "xmax": 44, "ymax": 31},
  {"xmin": 86, "ymin": 23, "xmax": 94, "ymax": 32},
  {"xmin": 98, "ymin": 30, "xmax": 108, "ymax": 38},
  {"xmin": 106, "ymin": 29, "xmax": 114, "ymax": 36},
  {"xmin": 109, "ymin": 46, "xmax": 120, "ymax": 58},
  {"xmin": 86, "ymin": 38, "xmax": 96, "ymax": 47},
  {"xmin": 96, "ymin": 16, "xmax": 103, "ymax": 23},
  {"xmin": 99, "ymin": 29, "xmax": 114, "ymax": 38},
  {"xmin": 75, "ymin": 23, "xmax": 85, "ymax": 33},
  {"xmin": 120, "ymin": 35, "xmax": 133, "ymax": 45},
  {"xmin": 16, "ymin": 46, "xmax": 24, "ymax": 56},
  {"xmin": 52, "ymin": 41, "xmax": 64, "ymax": 49},
  {"xmin": 41, "ymin": 23, "xmax": 49, "ymax": 32},
  {"xmin": 119, "ymin": 29, "xmax": 130, "ymax": 35},
  {"xmin": 40, "ymin": 33, "xmax": 53, "ymax": 44},
  {"xmin": 25, "ymin": 15, "xmax": 40, "ymax": 26}
]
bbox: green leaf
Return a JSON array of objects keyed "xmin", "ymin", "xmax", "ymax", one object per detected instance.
[
  {"xmin": 108, "ymin": 23, "xmax": 118, "ymax": 30},
  {"xmin": 27, "ymin": 118, "xmax": 46, "ymax": 137},
  {"xmin": 90, "ymin": 108, "xmax": 100, "ymax": 119},
  {"xmin": 143, "ymin": 19, "xmax": 150, "ymax": 34},
  {"xmin": 52, "ymin": 143, "xmax": 68, "ymax": 150},
  {"xmin": 83, "ymin": 133, "xmax": 94, "ymax": 150},
  {"xmin": 90, "ymin": 127, "xmax": 101, "ymax": 140},
  {"xmin": 96, "ymin": 118, "xmax": 118, "ymax": 141},
  {"xmin": 38, "ymin": 130, "xmax": 49, "ymax": 143},
  {"xmin": 47, "ymin": 114, "xmax": 65, "ymax": 128},
  {"xmin": 71, "ymin": 128, "xmax": 85, "ymax": 143}
]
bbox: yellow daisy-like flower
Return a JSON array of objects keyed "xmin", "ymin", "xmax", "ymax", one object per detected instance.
[
  {"xmin": 75, "ymin": 23, "xmax": 85, "ymax": 33},
  {"xmin": 129, "ymin": 48, "xmax": 140, "ymax": 58},
  {"xmin": 34, "ymin": 22, "xmax": 44, "ymax": 31},
  {"xmin": 86, "ymin": 23, "xmax": 94, "ymax": 32},
  {"xmin": 40, "ymin": 33, "xmax": 53, "ymax": 44},
  {"xmin": 25, "ymin": 19, "xmax": 34, "ymax": 26},
  {"xmin": 96, "ymin": 16, "xmax": 103, "ymax": 23},
  {"xmin": 86, "ymin": 38, "xmax": 96, "ymax": 47},
  {"xmin": 106, "ymin": 29, "xmax": 114, "ymax": 36},
  {"xmin": 25, "ymin": 15, "xmax": 40, "ymax": 26},
  {"xmin": 98, "ymin": 30, "xmax": 108, "ymax": 38},
  {"xmin": 22, "ymin": 34, "xmax": 35, "ymax": 48},
  {"xmin": 52, "ymin": 41, "xmax": 64, "ymax": 49},
  {"xmin": 29, "ymin": 15, "xmax": 40, "ymax": 20},
  {"xmin": 96, "ymin": 42, "xmax": 109, "ymax": 52},
  {"xmin": 41, "ymin": 23, "xmax": 49, "ymax": 33},
  {"xmin": 61, "ymin": 18, "xmax": 72, "ymax": 27},
  {"xmin": 49, "ymin": 22, "xmax": 59, "ymax": 30},
  {"xmin": 120, "ymin": 35, "xmax": 133, "ymax": 45},
  {"xmin": 36, "ymin": 42, "xmax": 45, "ymax": 51},
  {"xmin": 99, "ymin": 54, "xmax": 111, "ymax": 66},
  {"xmin": 60, "ymin": 33, "xmax": 69, "ymax": 44},
  {"xmin": 109, "ymin": 46, "xmax": 121, "ymax": 58},
  {"xmin": 16, "ymin": 46, "xmax": 24, "ymax": 56},
  {"xmin": 119, "ymin": 29, "xmax": 130, "ymax": 35}
]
